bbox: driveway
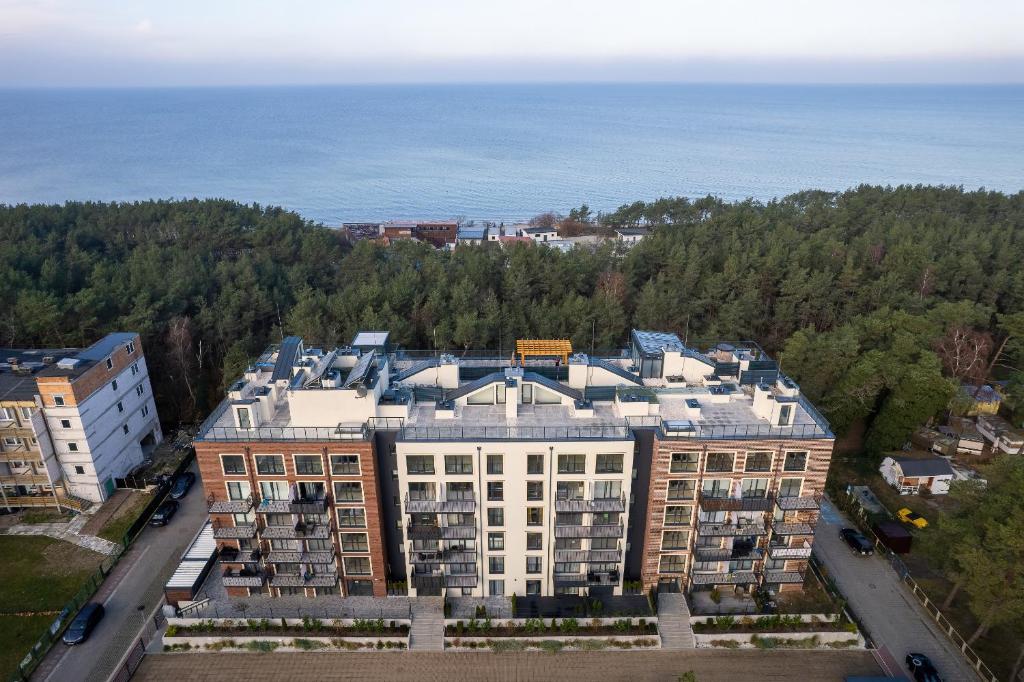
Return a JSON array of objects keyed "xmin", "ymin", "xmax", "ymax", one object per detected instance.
[
  {"xmin": 814, "ymin": 498, "xmax": 977, "ymax": 681},
  {"xmin": 34, "ymin": 460, "xmax": 207, "ymax": 682}
]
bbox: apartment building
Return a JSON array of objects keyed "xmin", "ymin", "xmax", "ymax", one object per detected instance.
[
  {"xmin": 195, "ymin": 330, "xmax": 833, "ymax": 600},
  {"xmin": 0, "ymin": 332, "xmax": 163, "ymax": 507}
]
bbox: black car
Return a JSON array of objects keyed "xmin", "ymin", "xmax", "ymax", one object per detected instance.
[
  {"xmin": 905, "ymin": 652, "xmax": 943, "ymax": 682},
  {"xmin": 149, "ymin": 499, "xmax": 179, "ymax": 526},
  {"xmin": 169, "ymin": 471, "xmax": 196, "ymax": 500},
  {"xmin": 62, "ymin": 602, "xmax": 104, "ymax": 645},
  {"xmin": 839, "ymin": 528, "xmax": 874, "ymax": 555}
]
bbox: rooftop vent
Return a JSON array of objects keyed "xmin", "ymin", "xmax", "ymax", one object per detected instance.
[
  {"xmin": 6, "ymin": 357, "xmax": 17, "ymax": 365},
  {"xmin": 56, "ymin": 358, "xmax": 81, "ymax": 370},
  {"xmin": 42, "ymin": 356, "xmax": 55, "ymax": 364}
]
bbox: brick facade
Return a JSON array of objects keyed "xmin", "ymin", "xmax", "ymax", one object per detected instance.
[{"xmin": 36, "ymin": 334, "xmax": 143, "ymax": 407}]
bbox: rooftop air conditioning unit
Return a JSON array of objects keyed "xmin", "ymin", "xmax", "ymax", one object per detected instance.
[{"xmin": 42, "ymin": 356, "xmax": 55, "ymax": 364}]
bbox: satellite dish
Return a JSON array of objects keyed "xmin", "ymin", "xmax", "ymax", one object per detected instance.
[{"xmin": 356, "ymin": 385, "xmax": 368, "ymax": 398}]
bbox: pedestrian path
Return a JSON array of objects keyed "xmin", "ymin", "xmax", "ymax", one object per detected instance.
[
  {"xmin": 657, "ymin": 592, "xmax": 696, "ymax": 649},
  {"xmin": 409, "ymin": 598, "xmax": 445, "ymax": 651},
  {"xmin": 1, "ymin": 515, "xmax": 121, "ymax": 555}
]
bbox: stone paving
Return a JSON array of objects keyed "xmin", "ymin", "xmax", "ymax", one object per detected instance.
[
  {"xmin": 448, "ymin": 596, "xmax": 512, "ymax": 619},
  {"xmin": 656, "ymin": 592, "xmax": 696, "ymax": 649},
  {"xmin": 1, "ymin": 512, "xmax": 121, "ymax": 555}
]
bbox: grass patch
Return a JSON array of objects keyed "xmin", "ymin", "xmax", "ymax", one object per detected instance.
[
  {"xmin": 0, "ymin": 614, "xmax": 55, "ymax": 678},
  {"xmin": 18, "ymin": 509, "xmax": 72, "ymax": 525},
  {"xmin": 96, "ymin": 490, "xmax": 154, "ymax": 543}
]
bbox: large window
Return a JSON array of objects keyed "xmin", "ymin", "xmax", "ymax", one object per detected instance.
[
  {"xmin": 662, "ymin": 530, "xmax": 690, "ymax": 550},
  {"xmin": 784, "ymin": 452, "xmax": 808, "ymax": 472},
  {"xmin": 526, "ymin": 580, "xmax": 541, "ymax": 595},
  {"xmin": 226, "ymin": 481, "xmax": 250, "ymax": 501},
  {"xmin": 294, "ymin": 455, "xmax": 323, "ymax": 476},
  {"xmin": 406, "ymin": 455, "xmax": 434, "ymax": 475},
  {"xmin": 526, "ymin": 481, "xmax": 543, "ymax": 501},
  {"xmin": 741, "ymin": 478, "xmax": 769, "ymax": 498},
  {"xmin": 526, "ymin": 533, "xmax": 542, "ymax": 550},
  {"xmin": 334, "ymin": 482, "xmax": 363, "ymax": 502},
  {"xmin": 705, "ymin": 453, "xmax": 735, "ymax": 473},
  {"xmin": 667, "ymin": 479, "xmax": 696, "ymax": 500},
  {"xmin": 221, "ymin": 455, "xmax": 246, "ymax": 475},
  {"xmin": 487, "ymin": 481, "xmax": 504, "ymax": 501},
  {"xmin": 670, "ymin": 452, "xmax": 699, "ymax": 473},
  {"xmin": 337, "ymin": 508, "xmax": 366, "ymax": 527},
  {"xmin": 344, "ymin": 556, "xmax": 371, "ymax": 575},
  {"xmin": 526, "ymin": 556, "xmax": 542, "ymax": 574},
  {"xmin": 744, "ymin": 452, "xmax": 772, "ymax": 472},
  {"xmin": 331, "ymin": 455, "xmax": 360, "ymax": 475},
  {"xmin": 445, "ymin": 455, "xmax": 473, "ymax": 475},
  {"xmin": 526, "ymin": 507, "xmax": 543, "ymax": 526},
  {"xmin": 489, "ymin": 580, "xmax": 505, "ymax": 596},
  {"xmin": 659, "ymin": 555, "xmax": 686, "ymax": 573},
  {"xmin": 341, "ymin": 533, "xmax": 369, "ymax": 552},
  {"xmin": 487, "ymin": 454, "xmax": 503, "ymax": 475},
  {"xmin": 488, "ymin": 556, "xmax": 505, "ymax": 574},
  {"xmin": 255, "ymin": 455, "xmax": 284, "ymax": 475},
  {"xmin": 527, "ymin": 454, "xmax": 544, "ymax": 475},
  {"xmin": 260, "ymin": 481, "xmax": 289, "ymax": 500},
  {"xmin": 487, "ymin": 507, "xmax": 504, "ymax": 527},
  {"xmin": 779, "ymin": 478, "xmax": 803, "ymax": 498},
  {"xmin": 596, "ymin": 453, "xmax": 623, "ymax": 474},
  {"xmin": 593, "ymin": 480, "xmax": 621, "ymax": 499},
  {"xmin": 488, "ymin": 532, "xmax": 504, "ymax": 550},
  {"xmin": 557, "ymin": 454, "xmax": 586, "ymax": 474}
]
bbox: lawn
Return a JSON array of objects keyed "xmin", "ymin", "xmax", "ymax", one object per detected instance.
[
  {"xmin": 96, "ymin": 489, "xmax": 155, "ymax": 543},
  {"xmin": 0, "ymin": 536, "xmax": 106, "ymax": 679}
]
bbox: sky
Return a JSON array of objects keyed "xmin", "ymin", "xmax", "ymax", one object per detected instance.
[{"xmin": 1, "ymin": 0, "xmax": 1022, "ymax": 86}]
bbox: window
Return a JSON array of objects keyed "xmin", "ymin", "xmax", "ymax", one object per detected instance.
[
  {"xmin": 19, "ymin": 407, "xmax": 32, "ymax": 419},
  {"xmin": 779, "ymin": 478, "xmax": 803, "ymax": 498},
  {"xmin": 131, "ymin": 362, "xmax": 139, "ymax": 376},
  {"xmin": 60, "ymin": 419, "xmax": 71, "ymax": 429},
  {"xmin": 105, "ymin": 357, "xmax": 113, "ymax": 370},
  {"xmin": 486, "ymin": 454, "xmax": 503, "ymax": 475},
  {"xmin": 784, "ymin": 451, "xmax": 808, "ymax": 472},
  {"xmin": 667, "ymin": 479, "xmax": 696, "ymax": 500},
  {"xmin": 487, "ymin": 507, "xmax": 504, "ymax": 527},
  {"xmin": 122, "ymin": 424, "xmax": 129, "ymax": 435},
  {"xmin": 68, "ymin": 442, "xmax": 78, "ymax": 452},
  {"xmin": 125, "ymin": 341, "xmax": 136, "ymax": 354},
  {"xmin": 527, "ymin": 454, "xmax": 544, "ymax": 475},
  {"xmin": 662, "ymin": 530, "xmax": 690, "ymax": 550},
  {"xmin": 226, "ymin": 481, "xmax": 249, "ymax": 500},
  {"xmin": 343, "ymin": 556, "xmax": 371, "ymax": 575},
  {"xmin": 488, "ymin": 532, "xmax": 504, "ymax": 550},
  {"xmin": 334, "ymin": 481, "xmax": 363, "ymax": 502},
  {"xmin": 705, "ymin": 453, "xmax": 734, "ymax": 472},
  {"xmin": 526, "ymin": 481, "xmax": 543, "ymax": 501},
  {"xmin": 112, "ymin": 380, "xmax": 118, "ymax": 391},
  {"xmin": 341, "ymin": 533, "xmax": 369, "ymax": 552},
  {"xmin": 745, "ymin": 452, "xmax": 772, "ymax": 472},
  {"xmin": 778, "ymin": 404, "xmax": 792, "ymax": 425},
  {"xmin": 488, "ymin": 579, "xmax": 505, "ymax": 596},
  {"xmin": 557, "ymin": 454, "xmax": 585, "ymax": 474},
  {"xmin": 670, "ymin": 452, "xmax": 699, "ymax": 473},
  {"xmin": 136, "ymin": 384, "xmax": 144, "ymax": 397},
  {"xmin": 406, "ymin": 455, "xmax": 434, "ymax": 475},
  {"xmin": 445, "ymin": 455, "xmax": 473, "ymax": 475},
  {"xmin": 741, "ymin": 478, "xmax": 769, "ymax": 498},
  {"xmin": 526, "ymin": 533, "xmax": 542, "ymax": 550},
  {"xmin": 255, "ymin": 455, "xmax": 284, "ymax": 475},
  {"xmin": 526, "ymin": 556, "xmax": 542, "ymax": 573},
  {"xmin": 260, "ymin": 481, "xmax": 289, "ymax": 500},
  {"xmin": 236, "ymin": 408, "xmax": 252, "ymax": 430},
  {"xmin": 593, "ymin": 480, "xmax": 621, "ymax": 499},
  {"xmin": 53, "ymin": 395, "xmax": 65, "ymax": 406},
  {"xmin": 659, "ymin": 555, "xmax": 686, "ymax": 573},
  {"xmin": 0, "ymin": 407, "xmax": 11, "ymax": 421},
  {"xmin": 488, "ymin": 556, "xmax": 504, "ymax": 574},
  {"xmin": 331, "ymin": 455, "xmax": 360, "ymax": 475},
  {"xmin": 141, "ymin": 405, "xmax": 149, "ymax": 418},
  {"xmin": 74, "ymin": 465, "xmax": 85, "ymax": 475},
  {"xmin": 221, "ymin": 455, "xmax": 246, "ymax": 475},
  {"xmin": 596, "ymin": 453, "xmax": 623, "ymax": 474},
  {"xmin": 526, "ymin": 507, "xmax": 543, "ymax": 526},
  {"xmin": 294, "ymin": 454, "xmax": 323, "ymax": 475},
  {"xmin": 487, "ymin": 481, "xmax": 504, "ymax": 501},
  {"xmin": 526, "ymin": 580, "xmax": 541, "ymax": 595},
  {"xmin": 337, "ymin": 508, "xmax": 366, "ymax": 527}
]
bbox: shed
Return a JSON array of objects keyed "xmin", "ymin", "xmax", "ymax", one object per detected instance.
[
  {"xmin": 873, "ymin": 521, "xmax": 913, "ymax": 554},
  {"xmin": 164, "ymin": 522, "xmax": 216, "ymax": 606}
]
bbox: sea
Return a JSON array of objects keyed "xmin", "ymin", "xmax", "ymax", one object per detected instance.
[{"xmin": 0, "ymin": 84, "xmax": 1021, "ymax": 224}]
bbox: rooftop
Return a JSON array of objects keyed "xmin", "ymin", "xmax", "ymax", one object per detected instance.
[{"xmin": 0, "ymin": 332, "xmax": 138, "ymax": 401}]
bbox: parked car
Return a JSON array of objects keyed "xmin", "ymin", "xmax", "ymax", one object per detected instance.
[
  {"xmin": 839, "ymin": 528, "xmax": 874, "ymax": 555},
  {"xmin": 149, "ymin": 500, "xmax": 179, "ymax": 526},
  {"xmin": 169, "ymin": 471, "xmax": 196, "ymax": 500},
  {"xmin": 897, "ymin": 507, "xmax": 929, "ymax": 528},
  {"xmin": 905, "ymin": 652, "xmax": 943, "ymax": 681},
  {"xmin": 62, "ymin": 602, "xmax": 104, "ymax": 645}
]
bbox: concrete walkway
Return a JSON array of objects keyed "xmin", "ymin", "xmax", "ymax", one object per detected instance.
[
  {"xmin": 409, "ymin": 598, "xmax": 445, "ymax": 651},
  {"xmin": 656, "ymin": 592, "xmax": 696, "ymax": 649},
  {"xmin": 814, "ymin": 498, "xmax": 978, "ymax": 682},
  {"xmin": 2, "ymin": 512, "xmax": 121, "ymax": 556}
]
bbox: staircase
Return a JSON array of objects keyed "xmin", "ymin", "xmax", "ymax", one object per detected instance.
[
  {"xmin": 409, "ymin": 597, "xmax": 445, "ymax": 651},
  {"xmin": 657, "ymin": 592, "xmax": 696, "ymax": 649}
]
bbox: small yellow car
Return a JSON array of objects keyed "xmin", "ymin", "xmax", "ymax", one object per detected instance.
[{"xmin": 897, "ymin": 507, "xmax": 928, "ymax": 529}]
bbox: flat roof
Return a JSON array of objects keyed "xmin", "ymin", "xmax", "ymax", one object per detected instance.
[{"xmin": 632, "ymin": 329, "xmax": 684, "ymax": 355}]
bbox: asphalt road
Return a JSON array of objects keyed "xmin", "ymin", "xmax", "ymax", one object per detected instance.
[
  {"xmin": 133, "ymin": 649, "xmax": 882, "ymax": 681},
  {"xmin": 813, "ymin": 498, "xmax": 978, "ymax": 682},
  {"xmin": 36, "ymin": 460, "xmax": 207, "ymax": 682}
]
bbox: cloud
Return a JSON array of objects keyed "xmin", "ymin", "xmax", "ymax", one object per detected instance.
[{"xmin": 134, "ymin": 18, "xmax": 152, "ymax": 34}]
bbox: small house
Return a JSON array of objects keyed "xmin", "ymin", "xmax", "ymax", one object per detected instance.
[
  {"xmin": 957, "ymin": 384, "xmax": 1002, "ymax": 416},
  {"xmin": 975, "ymin": 415, "xmax": 1024, "ymax": 455},
  {"xmin": 521, "ymin": 226, "xmax": 558, "ymax": 243},
  {"xmin": 879, "ymin": 455, "xmax": 955, "ymax": 495},
  {"xmin": 455, "ymin": 226, "xmax": 488, "ymax": 246},
  {"xmin": 615, "ymin": 228, "xmax": 649, "ymax": 247}
]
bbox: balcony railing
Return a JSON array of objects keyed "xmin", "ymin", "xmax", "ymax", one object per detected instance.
[
  {"xmin": 766, "ymin": 543, "xmax": 812, "ymax": 560},
  {"xmin": 266, "ymin": 549, "xmax": 336, "ymax": 565},
  {"xmin": 554, "ymin": 522, "xmax": 624, "ymax": 539},
  {"xmin": 208, "ymin": 494, "xmax": 254, "ymax": 514},
  {"xmin": 397, "ymin": 424, "xmax": 633, "ymax": 442},
  {"xmin": 290, "ymin": 494, "xmax": 330, "ymax": 515},
  {"xmin": 0, "ymin": 473, "xmax": 51, "ymax": 485},
  {"xmin": 212, "ymin": 521, "xmax": 258, "ymax": 539},
  {"xmin": 444, "ymin": 575, "xmax": 478, "ymax": 588},
  {"xmin": 698, "ymin": 492, "xmax": 774, "ymax": 513},
  {"xmin": 553, "ymin": 547, "xmax": 621, "ymax": 563},
  {"xmin": 775, "ymin": 494, "xmax": 822, "ymax": 511},
  {"xmin": 771, "ymin": 521, "xmax": 815, "ymax": 536},
  {"xmin": 270, "ymin": 571, "xmax": 338, "ymax": 588},
  {"xmin": 696, "ymin": 521, "xmax": 767, "ymax": 537},
  {"xmin": 261, "ymin": 522, "xmax": 331, "ymax": 540},
  {"xmin": 554, "ymin": 495, "xmax": 625, "ymax": 513},
  {"xmin": 406, "ymin": 523, "xmax": 476, "ymax": 540},
  {"xmin": 0, "ymin": 423, "xmax": 34, "ymax": 438},
  {"xmin": 694, "ymin": 545, "xmax": 762, "ymax": 562},
  {"xmin": 404, "ymin": 490, "xmax": 476, "ymax": 514},
  {"xmin": 690, "ymin": 570, "xmax": 758, "ymax": 585},
  {"xmin": 218, "ymin": 547, "xmax": 261, "ymax": 563},
  {"xmin": 0, "ymin": 449, "xmax": 42, "ymax": 462},
  {"xmin": 221, "ymin": 568, "xmax": 265, "ymax": 588},
  {"xmin": 763, "ymin": 569, "xmax": 806, "ymax": 584}
]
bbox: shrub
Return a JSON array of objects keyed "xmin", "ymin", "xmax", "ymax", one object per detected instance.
[
  {"xmin": 475, "ymin": 605, "xmax": 487, "ymax": 619},
  {"xmin": 292, "ymin": 638, "xmax": 327, "ymax": 650},
  {"xmin": 376, "ymin": 640, "xmax": 385, "ymax": 649},
  {"xmin": 165, "ymin": 625, "xmax": 179, "ymax": 637},
  {"xmin": 613, "ymin": 619, "xmax": 630, "ymax": 632},
  {"xmin": 490, "ymin": 639, "xmax": 527, "ymax": 652},
  {"xmin": 245, "ymin": 640, "xmax": 280, "ymax": 652},
  {"xmin": 710, "ymin": 639, "xmax": 741, "ymax": 649},
  {"xmin": 539, "ymin": 640, "xmax": 564, "ymax": 653},
  {"xmin": 826, "ymin": 639, "xmax": 859, "ymax": 649},
  {"xmin": 204, "ymin": 639, "xmax": 237, "ymax": 651},
  {"xmin": 575, "ymin": 639, "xmax": 607, "ymax": 650},
  {"xmin": 559, "ymin": 617, "xmax": 579, "ymax": 633},
  {"xmin": 713, "ymin": 615, "xmax": 735, "ymax": 630},
  {"xmin": 842, "ymin": 621, "xmax": 858, "ymax": 633}
]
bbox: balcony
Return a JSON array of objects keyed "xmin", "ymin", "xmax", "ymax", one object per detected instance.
[
  {"xmin": 554, "ymin": 495, "xmax": 625, "ymax": 513},
  {"xmin": 690, "ymin": 571, "xmax": 758, "ymax": 586},
  {"xmin": 212, "ymin": 521, "xmax": 258, "ymax": 539},
  {"xmin": 221, "ymin": 568, "xmax": 265, "ymax": 588},
  {"xmin": 586, "ymin": 569, "xmax": 620, "ymax": 586},
  {"xmin": 0, "ymin": 423, "xmax": 34, "ymax": 439},
  {"xmin": 266, "ymin": 549, "xmax": 336, "ymax": 565},
  {"xmin": 554, "ymin": 522, "xmax": 624, "ymax": 539},
  {"xmin": 412, "ymin": 574, "xmax": 444, "ymax": 590},
  {"xmin": 694, "ymin": 544, "xmax": 762, "ymax": 562},
  {"xmin": 696, "ymin": 521, "xmax": 767, "ymax": 537},
  {"xmin": 698, "ymin": 492, "xmax": 774, "ymax": 513},
  {"xmin": 261, "ymin": 522, "xmax": 331, "ymax": 540},
  {"xmin": 772, "ymin": 521, "xmax": 815, "ymax": 536},
  {"xmin": 766, "ymin": 543, "xmax": 812, "ymax": 560},
  {"xmin": 404, "ymin": 490, "xmax": 476, "ymax": 514},
  {"xmin": 218, "ymin": 547, "xmax": 261, "ymax": 563},
  {"xmin": 775, "ymin": 494, "xmax": 822, "ymax": 511},
  {"xmin": 290, "ymin": 494, "xmax": 330, "ymax": 515},
  {"xmin": 444, "ymin": 575, "xmax": 478, "ymax": 588},
  {"xmin": 270, "ymin": 571, "xmax": 338, "ymax": 588},
  {"xmin": 406, "ymin": 523, "xmax": 476, "ymax": 541},
  {"xmin": 0, "ymin": 473, "xmax": 51, "ymax": 486},
  {"xmin": 764, "ymin": 570, "xmax": 806, "ymax": 584},
  {"xmin": 0, "ymin": 448, "xmax": 41, "ymax": 463},
  {"xmin": 554, "ymin": 547, "xmax": 622, "ymax": 563},
  {"xmin": 553, "ymin": 574, "xmax": 588, "ymax": 587},
  {"xmin": 208, "ymin": 494, "xmax": 253, "ymax": 514}
]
